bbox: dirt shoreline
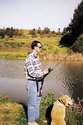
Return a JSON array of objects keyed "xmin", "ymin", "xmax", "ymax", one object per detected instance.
[
  {"xmin": 42, "ymin": 53, "xmax": 83, "ymax": 61},
  {"xmin": 0, "ymin": 53, "xmax": 83, "ymax": 62}
]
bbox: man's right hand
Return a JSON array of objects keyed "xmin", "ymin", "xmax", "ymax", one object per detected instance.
[
  {"xmin": 48, "ymin": 68, "xmax": 53, "ymax": 73},
  {"xmin": 44, "ymin": 69, "xmax": 49, "ymax": 74}
]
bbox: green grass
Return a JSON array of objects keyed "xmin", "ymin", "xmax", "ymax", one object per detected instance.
[
  {"xmin": 0, "ymin": 92, "xmax": 83, "ymax": 125},
  {"xmin": 0, "ymin": 51, "xmax": 27, "ymax": 60},
  {"xmin": 0, "ymin": 36, "xmax": 69, "ymax": 57},
  {"xmin": 0, "ymin": 94, "xmax": 27, "ymax": 125},
  {"xmin": 0, "ymin": 35, "xmax": 82, "ymax": 60}
]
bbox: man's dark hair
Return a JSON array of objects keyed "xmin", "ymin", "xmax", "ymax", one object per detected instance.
[{"xmin": 31, "ymin": 40, "xmax": 41, "ymax": 49}]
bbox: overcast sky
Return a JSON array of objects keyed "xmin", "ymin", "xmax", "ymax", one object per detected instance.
[{"xmin": 0, "ymin": 0, "xmax": 82, "ymax": 31}]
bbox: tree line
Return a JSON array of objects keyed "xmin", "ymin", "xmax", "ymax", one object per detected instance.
[
  {"xmin": 60, "ymin": 0, "xmax": 83, "ymax": 52},
  {"xmin": 0, "ymin": 27, "xmax": 62, "ymax": 39},
  {"xmin": 0, "ymin": 27, "xmax": 23, "ymax": 38},
  {"xmin": 29, "ymin": 27, "xmax": 61, "ymax": 37}
]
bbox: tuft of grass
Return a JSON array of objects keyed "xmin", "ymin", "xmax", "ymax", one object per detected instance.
[
  {"xmin": 16, "ymin": 108, "xmax": 27, "ymax": 125},
  {"xmin": 0, "ymin": 94, "xmax": 27, "ymax": 125},
  {"xmin": 66, "ymin": 108, "xmax": 83, "ymax": 125},
  {"xmin": 0, "ymin": 94, "xmax": 10, "ymax": 104}
]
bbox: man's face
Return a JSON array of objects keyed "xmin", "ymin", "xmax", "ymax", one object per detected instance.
[{"xmin": 35, "ymin": 43, "xmax": 42, "ymax": 54}]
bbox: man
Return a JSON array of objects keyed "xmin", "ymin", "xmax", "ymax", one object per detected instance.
[{"xmin": 24, "ymin": 40, "xmax": 49, "ymax": 125}]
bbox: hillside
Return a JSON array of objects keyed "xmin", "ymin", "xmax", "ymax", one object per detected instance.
[{"xmin": 0, "ymin": 29, "xmax": 83, "ymax": 61}]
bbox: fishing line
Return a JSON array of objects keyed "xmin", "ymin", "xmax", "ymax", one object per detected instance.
[
  {"xmin": 40, "ymin": 42, "xmax": 76, "ymax": 96},
  {"xmin": 49, "ymin": 44, "xmax": 75, "ymax": 72},
  {"xmin": 51, "ymin": 54, "xmax": 69, "ymax": 70}
]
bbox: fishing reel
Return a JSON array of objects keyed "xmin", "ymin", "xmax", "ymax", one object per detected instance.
[{"xmin": 48, "ymin": 68, "xmax": 53, "ymax": 73}]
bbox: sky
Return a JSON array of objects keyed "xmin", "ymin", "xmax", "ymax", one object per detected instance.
[{"xmin": 0, "ymin": 0, "xmax": 82, "ymax": 31}]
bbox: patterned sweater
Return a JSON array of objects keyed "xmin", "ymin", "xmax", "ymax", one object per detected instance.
[{"xmin": 24, "ymin": 52, "xmax": 44, "ymax": 80}]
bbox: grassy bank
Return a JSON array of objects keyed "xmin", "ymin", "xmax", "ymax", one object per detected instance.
[
  {"xmin": 0, "ymin": 35, "xmax": 83, "ymax": 61},
  {"xmin": 0, "ymin": 94, "xmax": 27, "ymax": 125},
  {"xmin": 0, "ymin": 36, "xmax": 72, "ymax": 60},
  {"xmin": 0, "ymin": 28, "xmax": 83, "ymax": 61},
  {"xmin": 0, "ymin": 92, "xmax": 83, "ymax": 125}
]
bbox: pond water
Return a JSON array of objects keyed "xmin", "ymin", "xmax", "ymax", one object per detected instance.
[{"xmin": 0, "ymin": 58, "xmax": 83, "ymax": 105}]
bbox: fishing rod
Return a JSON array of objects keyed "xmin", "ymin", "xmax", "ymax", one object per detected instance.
[
  {"xmin": 39, "ymin": 53, "xmax": 71, "ymax": 96},
  {"xmin": 48, "ymin": 46, "xmax": 73, "ymax": 73},
  {"xmin": 39, "ymin": 42, "xmax": 76, "ymax": 96},
  {"xmin": 48, "ymin": 53, "xmax": 71, "ymax": 73}
]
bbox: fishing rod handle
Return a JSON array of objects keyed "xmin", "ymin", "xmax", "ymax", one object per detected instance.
[{"xmin": 48, "ymin": 68, "xmax": 53, "ymax": 73}]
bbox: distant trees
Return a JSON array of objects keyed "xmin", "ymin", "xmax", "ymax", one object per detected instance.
[
  {"xmin": 0, "ymin": 27, "xmax": 23, "ymax": 38},
  {"xmin": 42, "ymin": 27, "xmax": 50, "ymax": 34},
  {"xmin": 37, "ymin": 27, "xmax": 41, "ymax": 34},
  {"xmin": 0, "ymin": 27, "xmax": 61, "ymax": 39},
  {"xmin": 29, "ymin": 27, "xmax": 50, "ymax": 36},
  {"xmin": 29, "ymin": 27, "xmax": 60, "ymax": 37},
  {"xmin": 60, "ymin": 0, "xmax": 83, "ymax": 52},
  {"xmin": 29, "ymin": 28, "xmax": 36, "ymax": 37}
]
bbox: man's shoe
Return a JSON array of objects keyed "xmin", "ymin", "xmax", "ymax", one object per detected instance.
[
  {"xmin": 28, "ymin": 122, "xmax": 39, "ymax": 125},
  {"xmin": 33, "ymin": 122, "xmax": 39, "ymax": 125}
]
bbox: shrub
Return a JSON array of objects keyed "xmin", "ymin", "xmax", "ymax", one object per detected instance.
[
  {"xmin": 72, "ymin": 34, "xmax": 83, "ymax": 52},
  {"xmin": 17, "ymin": 43, "xmax": 22, "ymax": 47},
  {"xmin": 0, "ymin": 94, "xmax": 10, "ymax": 104}
]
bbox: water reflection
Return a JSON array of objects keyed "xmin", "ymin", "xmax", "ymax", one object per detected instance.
[
  {"xmin": 61, "ymin": 62, "xmax": 83, "ymax": 101},
  {"xmin": 0, "ymin": 58, "xmax": 83, "ymax": 104}
]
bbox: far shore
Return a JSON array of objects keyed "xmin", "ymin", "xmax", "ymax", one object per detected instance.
[
  {"xmin": 42, "ymin": 53, "xmax": 83, "ymax": 61},
  {"xmin": 0, "ymin": 53, "xmax": 83, "ymax": 62}
]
